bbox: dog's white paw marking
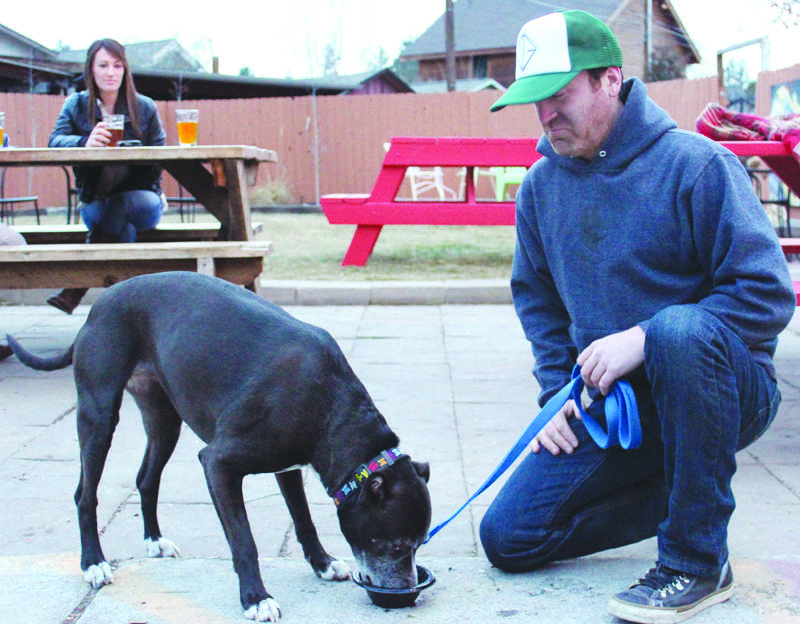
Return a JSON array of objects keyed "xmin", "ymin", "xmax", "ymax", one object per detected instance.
[
  {"xmin": 145, "ymin": 537, "xmax": 181, "ymax": 558},
  {"xmin": 244, "ymin": 598, "xmax": 282, "ymax": 621},
  {"xmin": 84, "ymin": 562, "xmax": 113, "ymax": 588},
  {"xmin": 319, "ymin": 559, "xmax": 351, "ymax": 581}
]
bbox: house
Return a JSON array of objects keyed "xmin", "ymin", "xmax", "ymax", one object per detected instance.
[
  {"xmin": 309, "ymin": 68, "xmax": 413, "ymax": 95},
  {"xmin": 0, "ymin": 23, "xmax": 412, "ymax": 100},
  {"xmin": 411, "ymin": 77, "xmax": 506, "ymax": 93},
  {"xmin": 398, "ymin": 0, "xmax": 701, "ymax": 88},
  {"xmin": 0, "ymin": 23, "xmax": 73, "ymax": 93},
  {"xmin": 56, "ymin": 39, "xmax": 204, "ymax": 73}
]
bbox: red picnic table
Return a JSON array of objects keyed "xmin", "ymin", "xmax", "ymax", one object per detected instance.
[
  {"xmin": 321, "ymin": 137, "xmax": 800, "ymax": 300},
  {"xmin": 320, "ymin": 136, "xmax": 541, "ymax": 266},
  {"xmin": 720, "ymin": 140, "xmax": 800, "ymax": 303}
]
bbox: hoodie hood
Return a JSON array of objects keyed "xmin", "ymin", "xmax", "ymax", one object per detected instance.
[{"xmin": 537, "ymin": 77, "xmax": 678, "ymax": 173}]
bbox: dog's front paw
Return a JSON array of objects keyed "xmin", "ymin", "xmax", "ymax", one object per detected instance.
[
  {"xmin": 145, "ymin": 537, "xmax": 181, "ymax": 558},
  {"xmin": 243, "ymin": 598, "xmax": 281, "ymax": 621},
  {"xmin": 319, "ymin": 559, "xmax": 351, "ymax": 581},
  {"xmin": 84, "ymin": 562, "xmax": 113, "ymax": 588}
]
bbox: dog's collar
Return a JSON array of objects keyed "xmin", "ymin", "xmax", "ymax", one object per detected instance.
[{"xmin": 330, "ymin": 447, "xmax": 406, "ymax": 507}]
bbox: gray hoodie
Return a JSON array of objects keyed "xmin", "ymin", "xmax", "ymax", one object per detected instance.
[{"xmin": 511, "ymin": 78, "xmax": 795, "ymax": 405}]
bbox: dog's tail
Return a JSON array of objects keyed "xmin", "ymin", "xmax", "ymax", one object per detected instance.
[{"xmin": 5, "ymin": 334, "xmax": 74, "ymax": 371}]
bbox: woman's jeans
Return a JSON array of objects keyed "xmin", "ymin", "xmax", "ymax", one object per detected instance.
[
  {"xmin": 480, "ymin": 305, "xmax": 781, "ymax": 578},
  {"xmin": 49, "ymin": 190, "xmax": 163, "ymax": 310},
  {"xmin": 81, "ymin": 190, "xmax": 163, "ymax": 242}
]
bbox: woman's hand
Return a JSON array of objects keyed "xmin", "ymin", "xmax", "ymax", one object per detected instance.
[{"xmin": 86, "ymin": 122, "xmax": 111, "ymax": 148}]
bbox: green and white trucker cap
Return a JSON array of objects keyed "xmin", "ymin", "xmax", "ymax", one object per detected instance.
[{"xmin": 490, "ymin": 10, "xmax": 623, "ymax": 111}]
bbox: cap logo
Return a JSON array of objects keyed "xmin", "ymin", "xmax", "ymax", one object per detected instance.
[
  {"xmin": 515, "ymin": 11, "xmax": 572, "ymax": 80},
  {"xmin": 517, "ymin": 34, "xmax": 537, "ymax": 72}
]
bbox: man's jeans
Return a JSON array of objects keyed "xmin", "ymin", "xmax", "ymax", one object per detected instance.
[
  {"xmin": 81, "ymin": 190, "xmax": 163, "ymax": 242},
  {"xmin": 480, "ymin": 305, "xmax": 781, "ymax": 577}
]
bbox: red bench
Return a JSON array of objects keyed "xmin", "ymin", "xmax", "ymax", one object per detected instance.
[{"xmin": 320, "ymin": 136, "xmax": 541, "ymax": 266}]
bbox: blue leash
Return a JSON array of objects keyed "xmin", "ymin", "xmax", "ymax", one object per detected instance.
[{"xmin": 424, "ymin": 365, "xmax": 641, "ymax": 543}]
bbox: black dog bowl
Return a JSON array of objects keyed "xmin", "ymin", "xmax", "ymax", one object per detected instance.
[{"xmin": 353, "ymin": 564, "xmax": 435, "ymax": 608}]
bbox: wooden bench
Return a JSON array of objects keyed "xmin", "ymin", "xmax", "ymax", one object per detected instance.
[
  {"xmin": 14, "ymin": 222, "xmax": 263, "ymax": 245},
  {"xmin": 320, "ymin": 136, "xmax": 541, "ymax": 266},
  {"xmin": 0, "ymin": 241, "xmax": 271, "ymax": 291}
]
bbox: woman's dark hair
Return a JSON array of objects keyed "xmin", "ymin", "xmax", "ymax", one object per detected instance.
[{"xmin": 84, "ymin": 38, "xmax": 142, "ymax": 136}]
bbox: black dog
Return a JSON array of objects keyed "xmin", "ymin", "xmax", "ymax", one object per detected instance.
[{"xmin": 7, "ymin": 272, "xmax": 431, "ymax": 621}]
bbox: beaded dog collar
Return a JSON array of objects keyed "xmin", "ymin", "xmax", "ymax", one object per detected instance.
[{"xmin": 331, "ymin": 447, "xmax": 407, "ymax": 507}]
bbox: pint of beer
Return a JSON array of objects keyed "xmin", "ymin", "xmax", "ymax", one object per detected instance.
[
  {"xmin": 0, "ymin": 112, "xmax": 5, "ymax": 147},
  {"xmin": 176, "ymin": 109, "xmax": 199, "ymax": 146},
  {"xmin": 103, "ymin": 114, "xmax": 125, "ymax": 147}
]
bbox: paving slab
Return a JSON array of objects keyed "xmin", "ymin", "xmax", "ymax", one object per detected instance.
[{"xmin": 0, "ymin": 301, "xmax": 798, "ymax": 624}]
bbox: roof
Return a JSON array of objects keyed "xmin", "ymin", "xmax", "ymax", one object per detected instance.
[
  {"xmin": 400, "ymin": 0, "xmax": 700, "ymax": 63},
  {"xmin": 118, "ymin": 67, "xmax": 412, "ymax": 100},
  {"xmin": 0, "ymin": 28, "xmax": 412, "ymax": 100},
  {"xmin": 56, "ymin": 39, "xmax": 202, "ymax": 72},
  {"xmin": 310, "ymin": 68, "xmax": 413, "ymax": 94},
  {"xmin": 0, "ymin": 23, "xmax": 55, "ymax": 59},
  {"xmin": 411, "ymin": 77, "xmax": 506, "ymax": 93}
]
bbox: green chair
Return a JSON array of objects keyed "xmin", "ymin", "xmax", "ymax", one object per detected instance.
[{"xmin": 491, "ymin": 166, "xmax": 527, "ymax": 201}]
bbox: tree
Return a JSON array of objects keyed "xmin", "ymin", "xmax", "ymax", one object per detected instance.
[
  {"xmin": 769, "ymin": 0, "xmax": 800, "ymax": 26},
  {"xmin": 392, "ymin": 39, "xmax": 419, "ymax": 84},
  {"xmin": 646, "ymin": 46, "xmax": 685, "ymax": 82},
  {"xmin": 368, "ymin": 47, "xmax": 390, "ymax": 71},
  {"xmin": 239, "ymin": 67, "xmax": 254, "ymax": 77},
  {"xmin": 321, "ymin": 43, "xmax": 341, "ymax": 76},
  {"xmin": 724, "ymin": 58, "xmax": 756, "ymax": 112}
]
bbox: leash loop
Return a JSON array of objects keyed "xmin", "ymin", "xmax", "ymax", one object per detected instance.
[{"xmin": 424, "ymin": 365, "xmax": 640, "ymax": 543}]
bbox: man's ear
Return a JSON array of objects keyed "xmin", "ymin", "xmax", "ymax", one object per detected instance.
[{"xmin": 604, "ymin": 66, "xmax": 623, "ymax": 98}]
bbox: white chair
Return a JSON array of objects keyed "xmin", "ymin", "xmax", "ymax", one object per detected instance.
[
  {"xmin": 407, "ymin": 166, "xmax": 457, "ymax": 200},
  {"xmin": 384, "ymin": 142, "xmax": 457, "ymax": 200}
]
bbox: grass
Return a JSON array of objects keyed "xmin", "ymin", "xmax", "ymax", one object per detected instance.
[{"xmin": 250, "ymin": 211, "xmax": 516, "ymax": 281}]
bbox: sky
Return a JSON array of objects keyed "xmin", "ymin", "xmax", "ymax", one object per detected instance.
[{"xmin": 2, "ymin": 0, "xmax": 797, "ymax": 81}]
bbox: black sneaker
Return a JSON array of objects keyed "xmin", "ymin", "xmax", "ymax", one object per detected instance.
[{"xmin": 607, "ymin": 561, "xmax": 734, "ymax": 623}]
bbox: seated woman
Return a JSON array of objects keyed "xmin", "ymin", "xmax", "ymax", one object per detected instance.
[{"xmin": 47, "ymin": 38, "xmax": 167, "ymax": 314}]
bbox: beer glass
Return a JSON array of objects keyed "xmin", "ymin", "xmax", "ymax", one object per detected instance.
[
  {"xmin": 103, "ymin": 114, "xmax": 125, "ymax": 147},
  {"xmin": 176, "ymin": 109, "xmax": 199, "ymax": 146}
]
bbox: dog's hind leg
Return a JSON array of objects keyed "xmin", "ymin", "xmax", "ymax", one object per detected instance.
[
  {"xmin": 128, "ymin": 371, "xmax": 183, "ymax": 559},
  {"xmin": 72, "ymin": 329, "xmax": 140, "ymax": 589},
  {"xmin": 73, "ymin": 385, "xmax": 125, "ymax": 589},
  {"xmin": 274, "ymin": 469, "xmax": 350, "ymax": 581},
  {"xmin": 198, "ymin": 444, "xmax": 281, "ymax": 622}
]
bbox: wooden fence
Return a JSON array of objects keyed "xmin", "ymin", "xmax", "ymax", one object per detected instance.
[{"xmin": 1, "ymin": 66, "xmax": 797, "ymax": 212}]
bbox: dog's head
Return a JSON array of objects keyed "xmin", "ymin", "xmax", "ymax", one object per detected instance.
[{"xmin": 337, "ymin": 458, "xmax": 431, "ymax": 589}]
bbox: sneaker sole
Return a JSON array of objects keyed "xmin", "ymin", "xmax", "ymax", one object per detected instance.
[{"xmin": 607, "ymin": 582, "xmax": 734, "ymax": 624}]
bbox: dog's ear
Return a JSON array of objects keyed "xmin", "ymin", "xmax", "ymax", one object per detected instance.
[
  {"xmin": 412, "ymin": 461, "xmax": 430, "ymax": 483},
  {"xmin": 368, "ymin": 474, "xmax": 385, "ymax": 500}
]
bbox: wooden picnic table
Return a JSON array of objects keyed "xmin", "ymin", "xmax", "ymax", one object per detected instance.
[
  {"xmin": 320, "ymin": 136, "xmax": 541, "ymax": 266},
  {"xmin": 0, "ymin": 145, "xmax": 276, "ymax": 242},
  {"xmin": 0, "ymin": 145, "xmax": 276, "ymax": 291}
]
